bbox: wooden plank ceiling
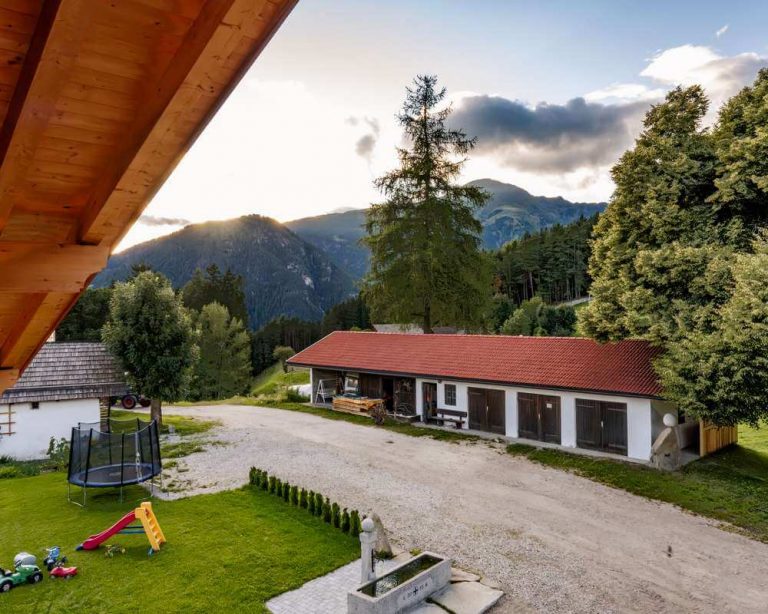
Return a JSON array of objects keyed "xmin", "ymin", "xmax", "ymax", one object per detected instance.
[{"xmin": 0, "ymin": 0, "xmax": 297, "ymax": 393}]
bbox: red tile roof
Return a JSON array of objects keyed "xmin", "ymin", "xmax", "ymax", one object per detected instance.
[{"xmin": 289, "ymin": 331, "xmax": 664, "ymax": 398}]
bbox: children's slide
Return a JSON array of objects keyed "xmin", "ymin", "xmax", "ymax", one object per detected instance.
[{"xmin": 76, "ymin": 511, "xmax": 136, "ymax": 551}]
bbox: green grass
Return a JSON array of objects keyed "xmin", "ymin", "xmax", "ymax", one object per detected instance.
[
  {"xmin": 110, "ymin": 409, "xmax": 219, "ymax": 437},
  {"xmin": 251, "ymin": 363, "xmax": 310, "ymax": 397},
  {"xmin": 507, "ymin": 424, "xmax": 768, "ymax": 542},
  {"xmin": 0, "ymin": 473, "xmax": 358, "ymax": 613}
]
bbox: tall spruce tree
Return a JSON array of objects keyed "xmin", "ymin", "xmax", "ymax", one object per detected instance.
[
  {"xmin": 181, "ymin": 264, "xmax": 248, "ymax": 327},
  {"xmin": 363, "ymin": 75, "xmax": 491, "ymax": 333}
]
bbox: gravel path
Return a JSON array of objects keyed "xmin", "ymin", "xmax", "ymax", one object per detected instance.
[{"xmin": 161, "ymin": 404, "xmax": 768, "ymax": 613}]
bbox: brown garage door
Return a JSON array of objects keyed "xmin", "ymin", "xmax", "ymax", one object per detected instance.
[
  {"xmin": 576, "ymin": 399, "xmax": 627, "ymax": 455},
  {"xmin": 468, "ymin": 388, "xmax": 506, "ymax": 435},
  {"xmin": 517, "ymin": 393, "xmax": 561, "ymax": 444}
]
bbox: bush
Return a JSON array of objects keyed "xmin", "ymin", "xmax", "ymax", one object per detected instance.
[
  {"xmin": 268, "ymin": 476, "xmax": 277, "ymax": 494},
  {"xmin": 0, "ymin": 455, "xmax": 13, "ymax": 464},
  {"xmin": 331, "ymin": 502, "xmax": 341, "ymax": 528},
  {"xmin": 322, "ymin": 497, "xmax": 332, "ymax": 523},
  {"xmin": 307, "ymin": 490, "xmax": 316, "ymax": 514},
  {"xmin": 290, "ymin": 485, "xmax": 299, "ymax": 506},
  {"xmin": 350, "ymin": 510, "xmax": 361, "ymax": 535},
  {"xmin": 341, "ymin": 508, "xmax": 350, "ymax": 533},
  {"xmin": 315, "ymin": 492, "xmax": 324, "ymax": 517},
  {"xmin": 0, "ymin": 466, "xmax": 20, "ymax": 480},
  {"xmin": 285, "ymin": 388, "xmax": 310, "ymax": 403},
  {"xmin": 299, "ymin": 488, "xmax": 308, "ymax": 509},
  {"xmin": 282, "ymin": 481, "xmax": 291, "ymax": 502},
  {"xmin": 45, "ymin": 436, "xmax": 70, "ymax": 471}
]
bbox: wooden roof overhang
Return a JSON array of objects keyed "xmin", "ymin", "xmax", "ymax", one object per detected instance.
[{"xmin": 0, "ymin": 0, "xmax": 297, "ymax": 393}]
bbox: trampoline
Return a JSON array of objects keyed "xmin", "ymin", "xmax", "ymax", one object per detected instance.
[{"xmin": 67, "ymin": 417, "xmax": 162, "ymax": 505}]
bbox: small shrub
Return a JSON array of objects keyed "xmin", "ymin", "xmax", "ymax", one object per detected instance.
[
  {"xmin": 45, "ymin": 437, "xmax": 70, "ymax": 471},
  {"xmin": 349, "ymin": 510, "xmax": 361, "ymax": 535},
  {"xmin": 341, "ymin": 508, "xmax": 350, "ymax": 533},
  {"xmin": 261, "ymin": 471, "xmax": 269, "ymax": 491},
  {"xmin": 282, "ymin": 481, "xmax": 291, "ymax": 502},
  {"xmin": 248, "ymin": 467, "xmax": 258, "ymax": 485},
  {"xmin": 331, "ymin": 502, "xmax": 341, "ymax": 528},
  {"xmin": 268, "ymin": 476, "xmax": 277, "ymax": 494},
  {"xmin": 0, "ymin": 466, "xmax": 20, "ymax": 480},
  {"xmin": 290, "ymin": 485, "xmax": 299, "ymax": 506},
  {"xmin": 275, "ymin": 477, "xmax": 283, "ymax": 496},
  {"xmin": 299, "ymin": 488, "xmax": 308, "ymax": 509},
  {"xmin": 285, "ymin": 388, "xmax": 310, "ymax": 403},
  {"xmin": 307, "ymin": 490, "xmax": 316, "ymax": 514},
  {"xmin": 315, "ymin": 492, "xmax": 324, "ymax": 517},
  {"xmin": 322, "ymin": 497, "xmax": 332, "ymax": 523},
  {"xmin": 0, "ymin": 455, "xmax": 13, "ymax": 464}
]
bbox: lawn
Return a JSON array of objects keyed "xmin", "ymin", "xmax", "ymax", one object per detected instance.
[
  {"xmin": 0, "ymin": 473, "xmax": 358, "ymax": 613},
  {"xmin": 507, "ymin": 423, "xmax": 768, "ymax": 542},
  {"xmin": 251, "ymin": 363, "xmax": 310, "ymax": 397}
]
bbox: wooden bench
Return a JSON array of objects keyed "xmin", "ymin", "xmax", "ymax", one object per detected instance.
[{"xmin": 434, "ymin": 408, "xmax": 465, "ymax": 429}]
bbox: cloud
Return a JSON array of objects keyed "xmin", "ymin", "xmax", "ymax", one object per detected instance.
[
  {"xmin": 348, "ymin": 116, "xmax": 380, "ymax": 161},
  {"xmin": 451, "ymin": 95, "xmax": 647, "ymax": 173},
  {"xmin": 715, "ymin": 24, "xmax": 729, "ymax": 38},
  {"xmin": 139, "ymin": 215, "xmax": 191, "ymax": 227},
  {"xmin": 640, "ymin": 44, "xmax": 766, "ymax": 109},
  {"xmin": 584, "ymin": 82, "xmax": 665, "ymax": 104}
]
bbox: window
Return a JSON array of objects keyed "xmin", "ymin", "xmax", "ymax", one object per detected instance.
[{"xmin": 444, "ymin": 384, "xmax": 456, "ymax": 406}]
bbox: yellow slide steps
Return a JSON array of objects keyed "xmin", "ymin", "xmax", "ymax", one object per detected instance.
[{"xmin": 135, "ymin": 502, "xmax": 167, "ymax": 552}]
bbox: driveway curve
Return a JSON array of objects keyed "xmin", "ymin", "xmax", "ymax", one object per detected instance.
[{"xmin": 163, "ymin": 404, "xmax": 768, "ymax": 613}]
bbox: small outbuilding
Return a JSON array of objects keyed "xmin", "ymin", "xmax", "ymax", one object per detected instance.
[
  {"xmin": 288, "ymin": 331, "xmax": 737, "ymax": 462},
  {"xmin": 0, "ymin": 342, "xmax": 128, "ymax": 460}
]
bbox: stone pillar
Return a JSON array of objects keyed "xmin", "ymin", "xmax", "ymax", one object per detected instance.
[{"xmin": 359, "ymin": 517, "xmax": 376, "ymax": 583}]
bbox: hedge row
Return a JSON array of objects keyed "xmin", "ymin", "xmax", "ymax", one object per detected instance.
[{"xmin": 249, "ymin": 467, "xmax": 362, "ymax": 536}]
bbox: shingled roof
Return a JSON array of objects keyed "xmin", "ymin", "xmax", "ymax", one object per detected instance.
[
  {"xmin": 1, "ymin": 343, "xmax": 128, "ymax": 405},
  {"xmin": 289, "ymin": 331, "xmax": 664, "ymax": 398}
]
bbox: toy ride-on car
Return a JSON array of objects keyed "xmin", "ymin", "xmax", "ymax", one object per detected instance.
[
  {"xmin": 49, "ymin": 564, "xmax": 77, "ymax": 579},
  {"xmin": 0, "ymin": 564, "xmax": 43, "ymax": 593},
  {"xmin": 43, "ymin": 547, "xmax": 67, "ymax": 571}
]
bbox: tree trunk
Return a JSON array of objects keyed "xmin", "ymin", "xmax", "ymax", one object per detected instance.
[
  {"xmin": 423, "ymin": 303, "xmax": 433, "ymax": 334},
  {"xmin": 150, "ymin": 398, "xmax": 162, "ymax": 428}
]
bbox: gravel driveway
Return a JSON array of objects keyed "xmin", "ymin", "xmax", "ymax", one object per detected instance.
[{"xmin": 162, "ymin": 404, "xmax": 768, "ymax": 613}]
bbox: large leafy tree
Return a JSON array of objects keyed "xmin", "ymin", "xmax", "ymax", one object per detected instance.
[
  {"xmin": 56, "ymin": 287, "xmax": 113, "ymax": 341},
  {"xmin": 103, "ymin": 271, "xmax": 197, "ymax": 425},
  {"xmin": 181, "ymin": 264, "xmax": 248, "ymax": 327},
  {"xmin": 581, "ymin": 71, "xmax": 768, "ymax": 425},
  {"xmin": 656, "ymin": 235, "xmax": 768, "ymax": 426},
  {"xmin": 191, "ymin": 302, "xmax": 251, "ymax": 400},
  {"xmin": 363, "ymin": 75, "xmax": 491, "ymax": 333}
]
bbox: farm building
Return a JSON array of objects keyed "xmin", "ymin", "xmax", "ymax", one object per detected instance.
[
  {"xmin": 288, "ymin": 331, "xmax": 737, "ymax": 462},
  {"xmin": 0, "ymin": 342, "xmax": 128, "ymax": 460}
]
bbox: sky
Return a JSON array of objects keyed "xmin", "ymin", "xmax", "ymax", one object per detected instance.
[{"xmin": 120, "ymin": 0, "xmax": 768, "ymax": 250}]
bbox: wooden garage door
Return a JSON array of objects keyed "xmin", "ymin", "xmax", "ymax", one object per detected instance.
[
  {"xmin": 517, "ymin": 393, "xmax": 561, "ymax": 444},
  {"xmin": 576, "ymin": 399, "xmax": 627, "ymax": 455},
  {"xmin": 468, "ymin": 388, "xmax": 506, "ymax": 435}
]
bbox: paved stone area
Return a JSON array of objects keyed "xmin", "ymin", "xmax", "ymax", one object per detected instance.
[{"xmin": 267, "ymin": 558, "xmax": 400, "ymax": 614}]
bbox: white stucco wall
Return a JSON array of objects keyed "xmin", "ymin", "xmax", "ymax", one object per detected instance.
[
  {"xmin": 0, "ymin": 398, "xmax": 100, "ymax": 460},
  {"xmin": 416, "ymin": 378, "xmax": 653, "ymax": 461}
]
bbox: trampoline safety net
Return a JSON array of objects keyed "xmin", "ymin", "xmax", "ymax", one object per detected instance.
[{"xmin": 68, "ymin": 417, "xmax": 162, "ymax": 488}]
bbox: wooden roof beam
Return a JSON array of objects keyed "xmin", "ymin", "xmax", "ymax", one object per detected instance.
[
  {"xmin": 0, "ymin": 0, "xmax": 94, "ymax": 232},
  {"xmin": 76, "ymin": 0, "xmax": 240, "ymax": 246},
  {"xmin": 0, "ymin": 242, "xmax": 108, "ymax": 293}
]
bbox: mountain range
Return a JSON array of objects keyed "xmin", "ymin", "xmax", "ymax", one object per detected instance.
[{"xmin": 96, "ymin": 180, "xmax": 605, "ymax": 329}]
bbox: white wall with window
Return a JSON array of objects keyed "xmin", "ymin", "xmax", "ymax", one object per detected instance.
[
  {"xmin": 414, "ymin": 379, "xmax": 652, "ymax": 461},
  {"xmin": 0, "ymin": 399, "xmax": 99, "ymax": 460}
]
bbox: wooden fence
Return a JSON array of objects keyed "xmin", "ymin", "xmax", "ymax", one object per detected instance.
[{"xmin": 699, "ymin": 421, "xmax": 738, "ymax": 457}]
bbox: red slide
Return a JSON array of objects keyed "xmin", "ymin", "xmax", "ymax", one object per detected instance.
[{"xmin": 77, "ymin": 511, "xmax": 136, "ymax": 551}]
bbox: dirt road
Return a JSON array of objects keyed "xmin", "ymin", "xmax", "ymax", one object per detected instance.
[{"xmin": 163, "ymin": 404, "xmax": 768, "ymax": 613}]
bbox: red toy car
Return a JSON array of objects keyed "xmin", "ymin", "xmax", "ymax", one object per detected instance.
[{"xmin": 49, "ymin": 566, "xmax": 77, "ymax": 579}]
